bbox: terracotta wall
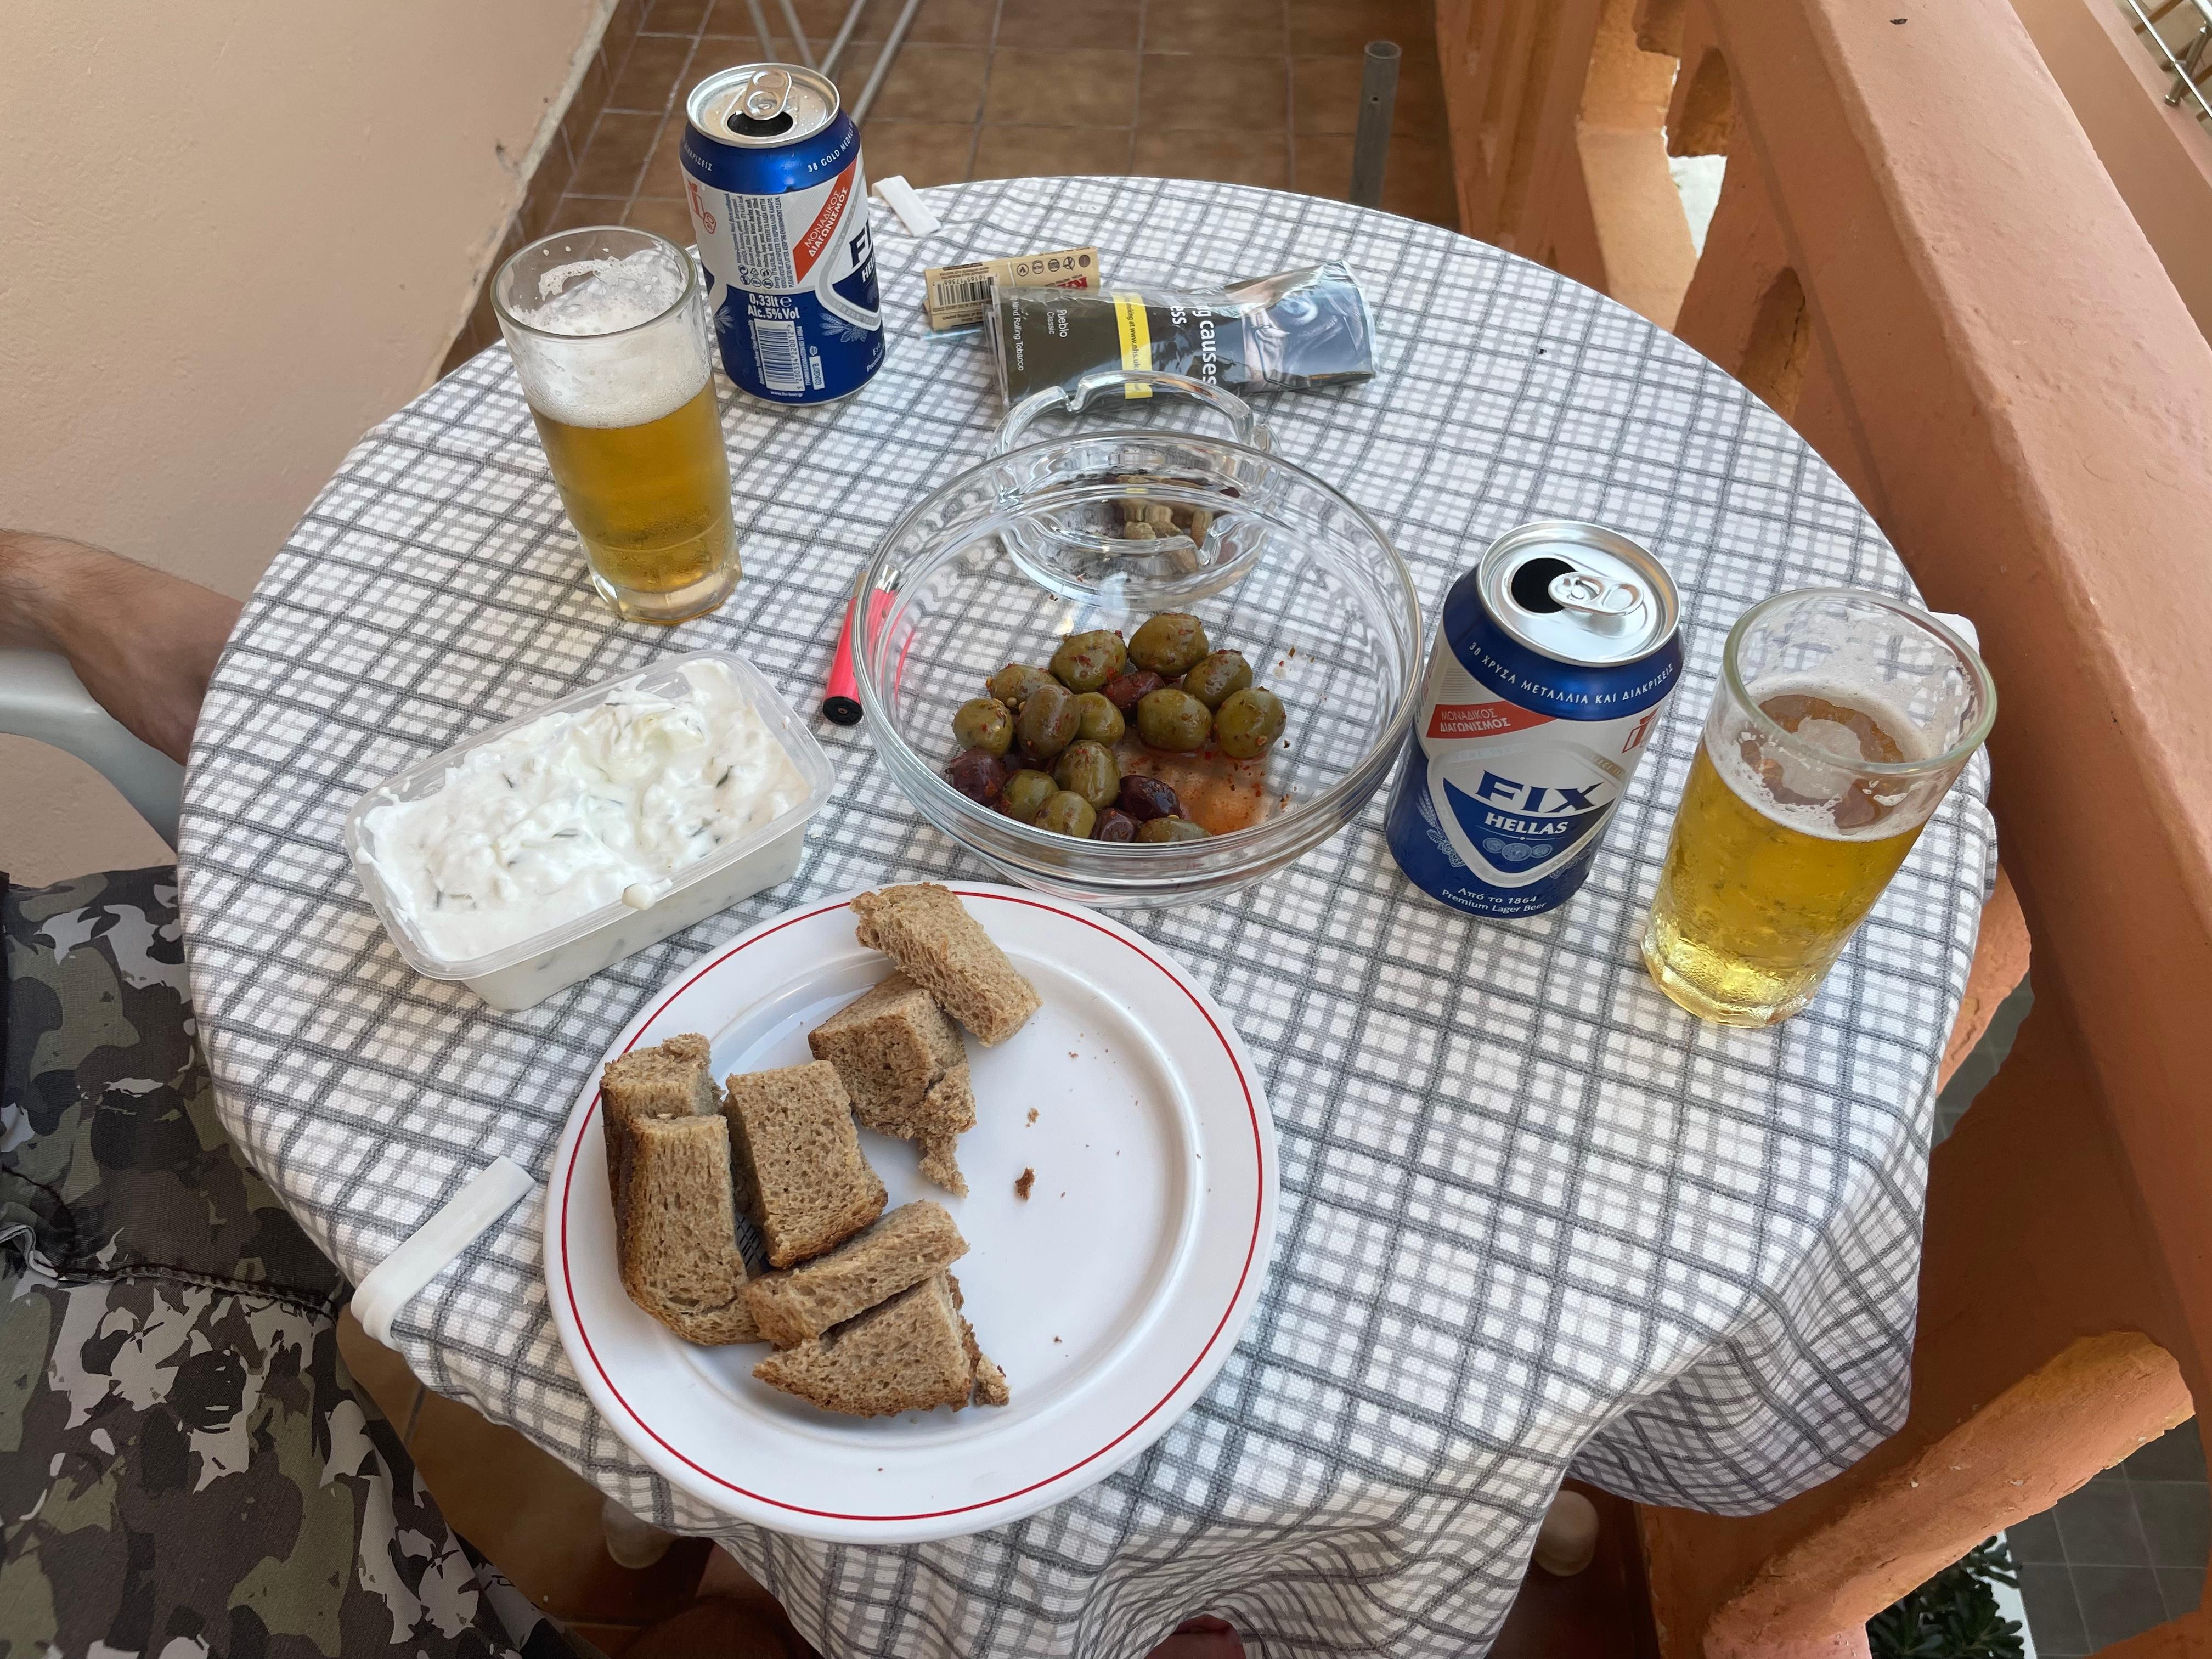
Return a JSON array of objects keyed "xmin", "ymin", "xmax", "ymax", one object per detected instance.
[
  {"xmin": 0, "ymin": 0, "xmax": 616, "ymax": 881},
  {"xmin": 2007, "ymin": 0, "xmax": 2212, "ymax": 341}
]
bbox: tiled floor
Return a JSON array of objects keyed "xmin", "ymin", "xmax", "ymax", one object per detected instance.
[
  {"xmin": 2008, "ymin": 1423, "xmax": 2210, "ymax": 1655},
  {"xmin": 542, "ymin": 0, "xmax": 1457, "ymax": 250}
]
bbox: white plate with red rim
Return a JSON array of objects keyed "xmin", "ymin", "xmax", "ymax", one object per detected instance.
[{"xmin": 543, "ymin": 882, "xmax": 1278, "ymax": 1543}]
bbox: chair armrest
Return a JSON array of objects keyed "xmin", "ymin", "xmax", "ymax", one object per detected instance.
[{"xmin": 0, "ymin": 648, "xmax": 183, "ymax": 848}]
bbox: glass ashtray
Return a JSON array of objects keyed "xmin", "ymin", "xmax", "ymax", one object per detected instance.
[{"xmin": 987, "ymin": 369, "xmax": 1276, "ymax": 605}]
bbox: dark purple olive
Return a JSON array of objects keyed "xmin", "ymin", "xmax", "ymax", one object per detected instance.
[
  {"xmin": 945, "ymin": 747, "xmax": 1008, "ymax": 805},
  {"xmin": 1093, "ymin": 808, "xmax": 1137, "ymax": 842},
  {"xmin": 1117, "ymin": 774, "xmax": 1182, "ymax": 822},
  {"xmin": 1101, "ymin": 669, "xmax": 1166, "ymax": 714}
]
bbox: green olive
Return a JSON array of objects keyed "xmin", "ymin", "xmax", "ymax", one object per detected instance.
[
  {"xmin": 1135, "ymin": 686, "xmax": 1212, "ymax": 753},
  {"xmin": 1000, "ymin": 769, "xmax": 1056, "ymax": 821},
  {"xmin": 1127, "ymin": 612, "xmax": 1210, "ymax": 676},
  {"xmin": 1015, "ymin": 682, "xmax": 1080, "ymax": 759},
  {"xmin": 952, "ymin": 697, "xmax": 1013, "ymax": 755},
  {"xmin": 1050, "ymin": 629, "xmax": 1128, "ymax": 693},
  {"xmin": 1136, "ymin": 816, "xmax": 1210, "ymax": 843},
  {"xmin": 1053, "ymin": 739, "xmax": 1121, "ymax": 809},
  {"xmin": 1035, "ymin": 790, "xmax": 1098, "ymax": 838},
  {"xmin": 1214, "ymin": 686, "xmax": 1286, "ymax": 760},
  {"xmin": 1071, "ymin": 691, "xmax": 1126, "ymax": 744},
  {"xmin": 988, "ymin": 663, "xmax": 1058, "ymax": 707},
  {"xmin": 1179, "ymin": 650, "xmax": 1252, "ymax": 711}
]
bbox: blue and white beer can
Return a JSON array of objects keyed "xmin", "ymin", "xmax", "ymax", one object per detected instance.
[
  {"xmin": 1384, "ymin": 521, "xmax": 1684, "ymax": 919},
  {"xmin": 680, "ymin": 65, "xmax": 884, "ymax": 404}
]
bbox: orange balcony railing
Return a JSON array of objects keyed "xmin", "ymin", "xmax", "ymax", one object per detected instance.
[{"xmin": 1433, "ymin": 1, "xmax": 2212, "ymax": 1652}]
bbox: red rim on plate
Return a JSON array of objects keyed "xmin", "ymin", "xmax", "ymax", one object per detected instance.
[{"xmin": 544, "ymin": 887, "xmax": 1277, "ymax": 1538}]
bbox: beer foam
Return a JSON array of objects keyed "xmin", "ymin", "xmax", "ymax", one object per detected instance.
[
  {"xmin": 508, "ymin": 249, "xmax": 709, "ymax": 428},
  {"xmin": 1710, "ymin": 681, "xmax": 1940, "ymax": 842},
  {"xmin": 523, "ymin": 251, "xmax": 685, "ymax": 335}
]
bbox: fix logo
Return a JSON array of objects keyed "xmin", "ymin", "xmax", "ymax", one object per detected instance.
[
  {"xmin": 1622, "ymin": 708, "xmax": 1660, "ymax": 755},
  {"xmin": 686, "ymin": 177, "xmax": 717, "ymax": 235},
  {"xmin": 1471, "ymin": 772, "xmax": 1607, "ymax": 816}
]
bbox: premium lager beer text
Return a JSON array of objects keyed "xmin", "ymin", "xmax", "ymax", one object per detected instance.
[{"xmin": 1384, "ymin": 521, "xmax": 1683, "ymax": 918}]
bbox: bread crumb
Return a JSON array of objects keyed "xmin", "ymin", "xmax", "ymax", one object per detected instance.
[
  {"xmin": 1025, "ymin": 1107, "xmax": 1037, "ymax": 1125},
  {"xmin": 1053, "ymin": 1336, "xmax": 1061, "ymax": 1344},
  {"xmin": 1015, "ymin": 1167, "xmax": 1035, "ymax": 1199},
  {"xmin": 1068, "ymin": 1049, "xmax": 1077, "ymax": 1059}
]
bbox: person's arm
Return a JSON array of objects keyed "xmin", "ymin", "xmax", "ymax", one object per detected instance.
[{"xmin": 0, "ymin": 532, "xmax": 242, "ymax": 765}]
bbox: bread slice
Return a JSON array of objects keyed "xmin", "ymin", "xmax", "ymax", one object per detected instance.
[
  {"xmin": 850, "ymin": 885, "xmax": 1040, "ymax": 1046},
  {"xmin": 752, "ymin": 1271, "xmax": 1007, "ymax": 1415},
  {"xmin": 807, "ymin": 975, "xmax": 978, "ymax": 1197},
  {"xmin": 743, "ymin": 1200, "xmax": 967, "ymax": 1347},
  {"xmin": 914, "ymin": 1063, "xmax": 976, "ymax": 1198},
  {"xmin": 951, "ymin": 1272, "xmax": 1009, "ymax": 1407},
  {"xmin": 616, "ymin": 1114, "xmax": 760, "ymax": 1345},
  {"xmin": 808, "ymin": 973, "xmax": 966, "ymax": 1127},
  {"xmin": 601, "ymin": 1033, "xmax": 717, "ymax": 1215},
  {"xmin": 721, "ymin": 1061, "xmax": 887, "ymax": 1267}
]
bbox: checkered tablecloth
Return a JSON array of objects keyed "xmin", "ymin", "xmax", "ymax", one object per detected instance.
[{"xmin": 178, "ymin": 177, "xmax": 1994, "ymax": 1658}]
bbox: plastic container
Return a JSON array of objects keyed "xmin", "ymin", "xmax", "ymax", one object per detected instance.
[{"xmin": 344, "ymin": 650, "xmax": 834, "ymax": 1011}]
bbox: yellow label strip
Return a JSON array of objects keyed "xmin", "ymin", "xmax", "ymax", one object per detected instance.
[{"xmin": 1111, "ymin": 291, "xmax": 1153, "ymax": 397}]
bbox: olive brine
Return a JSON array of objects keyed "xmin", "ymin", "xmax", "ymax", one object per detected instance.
[{"xmin": 943, "ymin": 612, "xmax": 1291, "ymax": 842}]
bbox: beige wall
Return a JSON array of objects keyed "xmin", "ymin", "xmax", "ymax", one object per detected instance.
[{"xmin": 1, "ymin": 1, "xmax": 608, "ymax": 882}]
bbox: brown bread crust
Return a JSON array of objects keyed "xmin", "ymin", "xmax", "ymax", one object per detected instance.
[
  {"xmin": 744, "ymin": 1200, "xmax": 967, "ymax": 1347},
  {"xmin": 807, "ymin": 973, "xmax": 965, "ymax": 1126},
  {"xmin": 614, "ymin": 1114, "xmax": 760, "ymax": 1345},
  {"xmin": 602, "ymin": 1032, "xmax": 716, "ymax": 1220},
  {"xmin": 721, "ymin": 1061, "xmax": 887, "ymax": 1267},
  {"xmin": 850, "ymin": 885, "xmax": 1040, "ymax": 1046},
  {"xmin": 751, "ymin": 1274, "xmax": 975, "ymax": 1416}
]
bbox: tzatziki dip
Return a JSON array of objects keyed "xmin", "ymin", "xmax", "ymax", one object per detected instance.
[{"xmin": 362, "ymin": 658, "xmax": 807, "ymax": 963}]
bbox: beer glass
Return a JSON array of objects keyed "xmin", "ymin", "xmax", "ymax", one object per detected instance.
[
  {"xmin": 493, "ymin": 227, "xmax": 738, "ymax": 624},
  {"xmin": 1641, "ymin": 590, "xmax": 1995, "ymax": 1026}
]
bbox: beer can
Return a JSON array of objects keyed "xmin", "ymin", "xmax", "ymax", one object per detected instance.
[
  {"xmin": 680, "ymin": 64, "xmax": 884, "ymax": 404},
  {"xmin": 1384, "ymin": 521, "xmax": 1684, "ymax": 918}
]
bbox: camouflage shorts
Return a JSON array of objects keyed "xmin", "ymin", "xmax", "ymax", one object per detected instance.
[{"xmin": 0, "ymin": 867, "xmax": 578, "ymax": 1659}]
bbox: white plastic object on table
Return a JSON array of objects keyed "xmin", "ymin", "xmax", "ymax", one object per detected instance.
[
  {"xmin": 352, "ymin": 1156, "xmax": 537, "ymax": 1347},
  {"xmin": 0, "ymin": 648, "xmax": 184, "ymax": 846},
  {"xmin": 341, "ymin": 650, "xmax": 837, "ymax": 1013},
  {"xmin": 872, "ymin": 174, "xmax": 943, "ymax": 238}
]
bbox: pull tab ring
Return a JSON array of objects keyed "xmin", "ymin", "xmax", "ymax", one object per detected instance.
[
  {"xmin": 742, "ymin": 69, "xmax": 793, "ymax": 121},
  {"xmin": 1550, "ymin": 568, "xmax": 1641, "ymax": 618}
]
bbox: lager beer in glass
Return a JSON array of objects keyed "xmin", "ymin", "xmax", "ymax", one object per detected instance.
[
  {"xmin": 1641, "ymin": 590, "xmax": 1994, "ymax": 1025},
  {"xmin": 493, "ymin": 227, "xmax": 738, "ymax": 624}
]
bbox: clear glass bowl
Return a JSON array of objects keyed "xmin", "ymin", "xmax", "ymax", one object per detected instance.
[{"xmin": 852, "ymin": 435, "xmax": 1423, "ymax": 907}]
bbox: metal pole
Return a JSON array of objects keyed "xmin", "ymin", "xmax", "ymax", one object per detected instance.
[
  {"xmin": 775, "ymin": 0, "xmax": 816, "ymax": 67},
  {"xmin": 850, "ymin": 0, "xmax": 924, "ymax": 122},
  {"xmin": 1350, "ymin": 40, "xmax": 1401, "ymax": 209},
  {"xmin": 744, "ymin": 0, "xmax": 777, "ymax": 58},
  {"xmin": 822, "ymin": 0, "xmax": 870, "ymax": 77}
]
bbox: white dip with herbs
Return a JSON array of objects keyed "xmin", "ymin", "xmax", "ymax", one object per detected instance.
[{"xmin": 363, "ymin": 659, "xmax": 806, "ymax": 963}]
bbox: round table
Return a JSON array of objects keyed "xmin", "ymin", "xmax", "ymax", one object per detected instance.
[{"xmin": 179, "ymin": 177, "xmax": 1995, "ymax": 1659}]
